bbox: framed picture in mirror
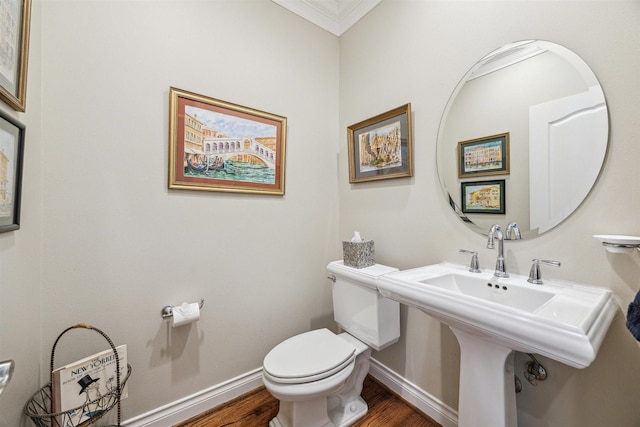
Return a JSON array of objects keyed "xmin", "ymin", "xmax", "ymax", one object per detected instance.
[
  {"xmin": 0, "ymin": 109, "xmax": 25, "ymax": 232},
  {"xmin": 347, "ymin": 103, "xmax": 413, "ymax": 183},
  {"xmin": 458, "ymin": 133, "xmax": 509, "ymax": 178},
  {"xmin": 461, "ymin": 180, "xmax": 505, "ymax": 214}
]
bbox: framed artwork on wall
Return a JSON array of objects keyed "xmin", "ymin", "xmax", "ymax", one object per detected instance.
[
  {"xmin": 0, "ymin": 0, "xmax": 32, "ymax": 112},
  {"xmin": 347, "ymin": 103, "xmax": 413, "ymax": 183},
  {"xmin": 461, "ymin": 180, "xmax": 505, "ymax": 214},
  {"xmin": 458, "ymin": 132, "xmax": 509, "ymax": 178},
  {"xmin": 0, "ymin": 109, "xmax": 25, "ymax": 232},
  {"xmin": 168, "ymin": 87, "xmax": 287, "ymax": 195}
]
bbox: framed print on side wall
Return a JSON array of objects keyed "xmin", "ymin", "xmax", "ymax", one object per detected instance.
[
  {"xmin": 0, "ymin": 109, "xmax": 25, "ymax": 232},
  {"xmin": 347, "ymin": 103, "xmax": 413, "ymax": 183},
  {"xmin": 0, "ymin": 0, "xmax": 32, "ymax": 112},
  {"xmin": 168, "ymin": 87, "xmax": 287, "ymax": 195},
  {"xmin": 458, "ymin": 132, "xmax": 509, "ymax": 178},
  {"xmin": 461, "ymin": 180, "xmax": 505, "ymax": 214}
]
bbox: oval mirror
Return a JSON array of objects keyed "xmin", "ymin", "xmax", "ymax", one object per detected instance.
[{"xmin": 436, "ymin": 40, "xmax": 608, "ymax": 238}]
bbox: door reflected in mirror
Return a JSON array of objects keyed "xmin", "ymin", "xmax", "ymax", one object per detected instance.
[{"xmin": 436, "ymin": 40, "xmax": 608, "ymax": 238}]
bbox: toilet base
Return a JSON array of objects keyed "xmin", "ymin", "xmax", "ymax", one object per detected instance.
[
  {"xmin": 269, "ymin": 398, "xmax": 334, "ymax": 427},
  {"xmin": 268, "ymin": 395, "xmax": 368, "ymax": 427},
  {"xmin": 328, "ymin": 395, "xmax": 367, "ymax": 426}
]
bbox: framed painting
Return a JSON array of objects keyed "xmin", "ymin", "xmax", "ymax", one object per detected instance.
[
  {"xmin": 0, "ymin": 0, "xmax": 32, "ymax": 112},
  {"xmin": 168, "ymin": 87, "xmax": 287, "ymax": 195},
  {"xmin": 347, "ymin": 103, "xmax": 413, "ymax": 183},
  {"xmin": 458, "ymin": 132, "xmax": 509, "ymax": 178},
  {"xmin": 0, "ymin": 109, "xmax": 25, "ymax": 232},
  {"xmin": 461, "ymin": 180, "xmax": 505, "ymax": 214}
]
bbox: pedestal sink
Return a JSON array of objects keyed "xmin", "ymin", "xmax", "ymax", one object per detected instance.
[{"xmin": 377, "ymin": 263, "xmax": 617, "ymax": 427}]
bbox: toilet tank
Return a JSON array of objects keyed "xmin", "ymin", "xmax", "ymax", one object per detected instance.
[{"xmin": 327, "ymin": 261, "xmax": 400, "ymax": 351}]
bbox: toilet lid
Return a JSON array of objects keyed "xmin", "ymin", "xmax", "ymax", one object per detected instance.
[{"xmin": 263, "ymin": 328, "xmax": 356, "ymax": 384}]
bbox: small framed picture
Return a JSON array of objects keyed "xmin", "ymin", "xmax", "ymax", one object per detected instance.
[
  {"xmin": 461, "ymin": 180, "xmax": 505, "ymax": 214},
  {"xmin": 458, "ymin": 133, "xmax": 509, "ymax": 178},
  {"xmin": 0, "ymin": 110, "xmax": 25, "ymax": 232},
  {"xmin": 0, "ymin": 0, "xmax": 32, "ymax": 112},
  {"xmin": 347, "ymin": 104, "xmax": 413, "ymax": 183},
  {"xmin": 168, "ymin": 87, "xmax": 287, "ymax": 195}
]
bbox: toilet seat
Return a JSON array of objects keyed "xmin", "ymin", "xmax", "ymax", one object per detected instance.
[{"xmin": 263, "ymin": 328, "xmax": 355, "ymax": 384}]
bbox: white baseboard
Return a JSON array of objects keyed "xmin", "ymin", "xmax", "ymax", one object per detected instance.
[
  {"xmin": 369, "ymin": 358, "xmax": 458, "ymax": 427},
  {"xmin": 122, "ymin": 367, "xmax": 264, "ymax": 426},
  {"xmin": 122, "ymin": 361, "xmax": 457, "ymax": 427}
]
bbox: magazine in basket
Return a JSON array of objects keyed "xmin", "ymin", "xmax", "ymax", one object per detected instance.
[{"xmin": 52, "ymin": 344, "xmax": 128, "ymax": 425}]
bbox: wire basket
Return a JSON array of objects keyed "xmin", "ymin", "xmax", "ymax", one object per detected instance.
[{"xmin": 24, "ymin": 324, "xmax": 132, "ymax": 427}]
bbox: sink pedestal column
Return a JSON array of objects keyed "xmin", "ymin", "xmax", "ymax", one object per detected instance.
[{"xmin": 450, "ymin": 327, "xmax": 517, "ymax": 427}]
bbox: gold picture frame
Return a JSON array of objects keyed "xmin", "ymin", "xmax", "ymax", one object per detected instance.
[
  {"xmin": 0, "ymin": 0, "xmax": 32, "ymax": 112},
  {"xmin": 347, "ymin": 104, "xmax": 413, "ymax": 183},
  {"xmin": 168, "ymin": 87, "xmax": 287, "ymax": 195}
]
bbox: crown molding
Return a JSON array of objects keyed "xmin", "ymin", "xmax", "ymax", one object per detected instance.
[{"xmin": 271, "ymin": 0, "xmax": 381, "ymax": 36}]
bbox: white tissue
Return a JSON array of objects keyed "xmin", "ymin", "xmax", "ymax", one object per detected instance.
[
  {"xmin": 172, "ymin": 302, "xmax": 200, "ymax": 327},
  {"xmin": 351, "ymin": 231, "xmax": 363, "ymax": 243}
]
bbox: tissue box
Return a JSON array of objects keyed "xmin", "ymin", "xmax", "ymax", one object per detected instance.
[{"xmin": 342, "ymin": 240, "xmax": 375, "ymax": 268}]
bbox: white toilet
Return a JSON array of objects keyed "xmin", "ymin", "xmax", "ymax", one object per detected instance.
[{"xmin": 262, "ymin": 260, "xmax": 400, "ymax": 427}]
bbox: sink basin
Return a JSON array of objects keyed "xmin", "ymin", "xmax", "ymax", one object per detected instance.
[
  {"xmin": 420, "ymin": 272, "xmax": 555, "ymax": 312},
  {"xmin": 377, "ymin": 262, "xmax": 617, "ymax": 427}
]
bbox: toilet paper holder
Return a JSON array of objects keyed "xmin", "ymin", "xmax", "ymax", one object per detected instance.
[{"xmin": 161, "ymin": 298, "xmax": 205, "ymax": 319}]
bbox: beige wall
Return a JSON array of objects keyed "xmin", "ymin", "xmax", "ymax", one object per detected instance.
[
  {"xmin": 1, "ymin": 0, "xmax": 639, "ymax": 426},
  {"xmin": 1, "ymin": 1, "xmax": 341, "ymax": 425},
  {"xmin": 339, "ymin": 1, "xmax": 640, "ymax": 426}
]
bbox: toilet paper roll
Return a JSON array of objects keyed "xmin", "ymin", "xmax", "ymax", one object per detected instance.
[{"xmin": 172, "ymin": 302, "xmax": 201, "ymax": 327}]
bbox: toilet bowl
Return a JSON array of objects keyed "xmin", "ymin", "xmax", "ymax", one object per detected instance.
[
  {"xmin": 263, "ymin": 329, "xmax": 370, "ymax": 427},
  {"xmin": 262, "ymin": 261, "xmax": 400, "ymax": 427}
]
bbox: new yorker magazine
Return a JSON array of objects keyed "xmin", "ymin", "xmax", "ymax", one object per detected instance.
[{"xmin": 52, "ymin": 345, "xmax": 128, "ymax": 425}]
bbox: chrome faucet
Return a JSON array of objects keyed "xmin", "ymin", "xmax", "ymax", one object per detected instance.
[
  {"xmin": 527, "ymin": 259, "xmax": 561, "ymax": 284},
  {"xmin": 487, "ymin": 224, "xmax": 508, "ymax": 277},
  {"xmin": 459, "ymin": 249, "xmax": 480, "ymax": 273},
  {"xmin": 0, "ymin": 360, "xmax": 14, "ymax": 397},
  {"xmin": 506, "ymin": 222, "xmax": 522, "ymax": 240}
]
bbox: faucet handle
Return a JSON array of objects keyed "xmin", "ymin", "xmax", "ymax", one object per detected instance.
[
  {"xmin": 527, "ymin": 259, "xmax": 561, "ymax": 284},
  {"xmin": 506, "ymin": 222, "xmax": 522, "ymax": 240},
  {"xmin": 459, "ymin": 249, "xmax": 481, "ymax": 273}
]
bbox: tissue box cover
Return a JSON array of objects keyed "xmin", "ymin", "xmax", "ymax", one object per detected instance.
[{"xmin": 342, "ymin": 240, "xmax": 375, "ymax": 268}]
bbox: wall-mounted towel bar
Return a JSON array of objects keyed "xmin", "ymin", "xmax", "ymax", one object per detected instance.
[{"xmin": 161, "ymin": 298, "xmax": 205, "ymax": 319}]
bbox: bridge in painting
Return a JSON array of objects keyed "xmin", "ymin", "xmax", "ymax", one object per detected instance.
[{"xmin": 201, "ymin": 137, "xmax": 276, "ymax": 168}]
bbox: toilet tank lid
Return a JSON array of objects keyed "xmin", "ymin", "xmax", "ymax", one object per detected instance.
[{"xmin": 327, "ymin": 261, "xmax": 398, "ymax": 278}]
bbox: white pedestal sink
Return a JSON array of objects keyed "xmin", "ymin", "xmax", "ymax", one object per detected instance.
[{"xmin": 377, "ymin": 263, "xmax": 617, "ymax": 427}]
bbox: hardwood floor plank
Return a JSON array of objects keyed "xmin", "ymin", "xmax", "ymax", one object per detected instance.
[
  {"xmin": 174, "ymin": 387, "xmax": 277, "ymax": 427},
  {"xmin": 175, "ymin": 375, "xmax": 442, "ymax": 427}
]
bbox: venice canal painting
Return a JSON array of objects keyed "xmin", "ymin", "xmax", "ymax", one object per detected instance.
[
  {"xmin": 169, "ymin": 87, "xmax": 287, "ymax": 195},
  {"xmin": 182, "ymin": 105, "xmax": 278, "ymax": 184}
]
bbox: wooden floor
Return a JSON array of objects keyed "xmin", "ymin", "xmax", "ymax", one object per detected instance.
[{"xmin": 175, "ymin": 375, "xmax": 441, "ymax": 427}]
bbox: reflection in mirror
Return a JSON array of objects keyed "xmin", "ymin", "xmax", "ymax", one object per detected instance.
[{"xmin": 437, "ymin": 40, "xmax": 608, "ymax": 238}]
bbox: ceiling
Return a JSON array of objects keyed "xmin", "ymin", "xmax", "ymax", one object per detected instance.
[{"xmin": 271, "ymin": 0, "xmax": 382, "ymax": 36}]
